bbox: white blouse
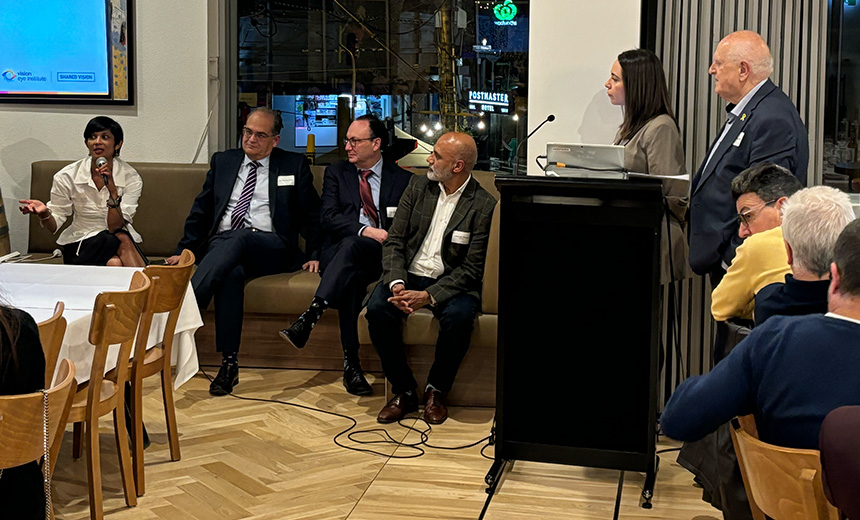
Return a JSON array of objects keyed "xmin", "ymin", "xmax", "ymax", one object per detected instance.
[{"xmin": 46, "ymin": 157, "xmax": 143, "ymax": 246}]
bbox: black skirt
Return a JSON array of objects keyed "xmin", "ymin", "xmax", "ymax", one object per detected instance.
[{"xmin": 62, "ymin": 229, "xmax": 125, "ymax": 265}]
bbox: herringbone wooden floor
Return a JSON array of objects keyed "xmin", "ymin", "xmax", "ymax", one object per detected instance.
[{"xmin": 52, "ymin": 368, "xmax": 720, "ymax": 519}]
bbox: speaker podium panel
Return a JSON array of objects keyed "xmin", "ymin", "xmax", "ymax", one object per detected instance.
[{"xmin": 494, "ymin": 175, "xmax": 663, "ymax": 474}]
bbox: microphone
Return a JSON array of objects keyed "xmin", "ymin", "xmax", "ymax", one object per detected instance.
[
  {"xmin": 96, "ymin": 157, "xmax": 109, "ymax": 187},
  {"xmin": 513, "ymin": 114, "xmax": 555, "ymax": 176}
]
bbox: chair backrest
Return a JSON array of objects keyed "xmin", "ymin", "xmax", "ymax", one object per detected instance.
[
  {"xmin": 37, "ymin": 301, "xmax": 67, "ymax": 388},
  {"xmin": 820, "ymin": 406, "xmax": 860, "ymax": 519},
  {"xmin": 0, "ymin": 358, "xmax": 77, "ymax": 472},
  {"xmin": 87, "ymin": 271, "xmax": 151, "ymax": 405},
  {"xmin": 730, "ymin": 417, "xmax": 839, "ymax": 520},
  {"xmin": 133, "ymin": 250, "xmax": 195, "ymax": 366}
]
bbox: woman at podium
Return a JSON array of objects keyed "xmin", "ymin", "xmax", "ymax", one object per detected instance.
[{"xmin": 606, "ymin": 49, "xmax": 690, "ymax": 283}]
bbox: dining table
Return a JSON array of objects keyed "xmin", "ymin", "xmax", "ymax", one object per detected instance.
[{"xmin": 0, "ymin": 263, "xmax": 203, "ymax": 388}]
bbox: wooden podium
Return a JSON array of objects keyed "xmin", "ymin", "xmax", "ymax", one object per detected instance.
[{"xmin": 487, "ymin": 174, "xmax": 664, "ymax": 510}]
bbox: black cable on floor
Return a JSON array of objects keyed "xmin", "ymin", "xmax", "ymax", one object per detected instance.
[{"xmin": 198, "ymin": 366, "xmax": 493, "ymax": 460}]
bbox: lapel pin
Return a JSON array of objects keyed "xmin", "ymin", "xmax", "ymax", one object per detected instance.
[{"xmin": 740, "ymin": 113, "xmax": 747, "ymax": 121}]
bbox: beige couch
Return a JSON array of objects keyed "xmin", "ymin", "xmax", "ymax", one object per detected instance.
[{"xmin": 29, "ymin": 160, "xmax": 499, "ymax": 406}]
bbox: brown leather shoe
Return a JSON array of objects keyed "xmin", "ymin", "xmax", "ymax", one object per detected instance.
[
  {"xmin": 423, "ymin": 389, "xmax": 448, "ymax": 424},
  {"xmin": 377, "ymin": 393, "xmax": 419, "ymax": 423}
]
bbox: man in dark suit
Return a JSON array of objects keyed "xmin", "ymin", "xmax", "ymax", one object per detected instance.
[
  {"xmin": 279, "ymin": 115, "xmax": 411, "ymax": 396},
  {"xmin": 689, "ymin": 30, "xmax": 808, "ymax": 282},
  {"xmin": 366, "ymin": 132, "xmax": 497, "ymax": 424},
  {"xmin": 167, "ymin": 107, "xmax": 321, "ymax": 396}
]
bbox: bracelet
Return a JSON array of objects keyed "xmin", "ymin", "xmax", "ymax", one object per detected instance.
[{"xmin": 38, "ymin": 210, "xmax": 53, "ymax": 221}]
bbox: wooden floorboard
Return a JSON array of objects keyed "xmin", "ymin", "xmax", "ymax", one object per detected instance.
[{"xmin": 52, "ymin": 368, "xmax": 720, "ymax": 520}]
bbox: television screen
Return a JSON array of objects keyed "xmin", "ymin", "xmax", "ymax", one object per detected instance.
[{"xmin": 0, "ymin": 0, "xmax": 132, "ymax": 103}]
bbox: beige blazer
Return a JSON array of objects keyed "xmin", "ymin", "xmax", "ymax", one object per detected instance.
[{"xmin": 616, "ymin": 114, "xmax": 691, "ymax": 283}]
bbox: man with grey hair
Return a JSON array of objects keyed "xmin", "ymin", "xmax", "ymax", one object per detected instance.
[
  {"xmin": 755, "ymin": 186, "xmax": 856, "ymax": 325},
  {"xmin": 710, "ymin": 163, "xmax": 802, "ymax": 322},
  {"xmin": 689, "ymin": 30, "xmax": 809, "ymax": 282}
]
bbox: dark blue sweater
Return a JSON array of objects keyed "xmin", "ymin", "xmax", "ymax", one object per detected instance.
[{"xmin": 662, "ymin": 314, "xmax": 860, "ymax": 449}]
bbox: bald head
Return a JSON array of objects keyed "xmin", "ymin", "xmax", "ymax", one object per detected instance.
[
  {"xmin": 427, "ymin": 132, "xmax": 478, "ymax": 193},
  {"xmin": 710, "ymin": 30, "xmax": 774, "ymax": 104}
]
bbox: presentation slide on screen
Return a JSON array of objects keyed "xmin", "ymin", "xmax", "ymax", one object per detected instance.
[{"xmin": 0, "ymin": 0, "xmax": 110, "ymax": 96}]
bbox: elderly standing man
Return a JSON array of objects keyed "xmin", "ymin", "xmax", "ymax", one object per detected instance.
[
  {"xmin": 366, "ymin": 132, "xmax": 497, "ymax": 424},
  {"xmin": 755, "ymin": 186, "xmax": 856, "ymax": 325},
  {"xmin": 168, "ymin": 107, "xmax": 321, "ymax": 396},
  {"xmin": 689, "ymin": 30, "xmax": 808, "ymax": 283}
]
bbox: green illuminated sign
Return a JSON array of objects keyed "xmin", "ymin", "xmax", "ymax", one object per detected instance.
[{"xmin": 494, "ymin": 0, "xmax": 517, "ymax": 22}]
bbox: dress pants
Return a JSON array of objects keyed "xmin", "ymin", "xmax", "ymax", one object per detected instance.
[
  {"xmin": 193, "ymin": 229, "xmax": 297, "ymax": 354},
  {"xmin": 366, "ymin": 274, "xmax": 479, "ymax": 395},
  {"xmin": 317, "ymin": 235, "xmax": 382, "ymax": 361}
]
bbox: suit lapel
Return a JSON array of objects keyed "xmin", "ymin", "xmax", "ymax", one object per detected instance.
[
  {"xmin": 215, "ymin": 152, "xmax": 245, "ymax": 220},
  {"xmin": 444, "ymin": 177, "xmax": 476, "ymax": 237},
  {"xmin": 694, "ymin": 80, "xmax": 778, "ymax": 195},
  {"xmin": 416, "ymin": 180, "xmax": 439, "ymax": 241},
  {"xmin": 267, "ymin": 154, "xmax": 280, "ymax": 218},
  {"xmin": 343, "ymin": 163, "xmax": 362, "ymax": 213},
  {"xmin": 378, "ymin": 160, "xmax": 396, "ymax": 227}
]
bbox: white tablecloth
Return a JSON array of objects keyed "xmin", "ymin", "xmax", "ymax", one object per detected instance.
[{"xmin": 0, "ymin": 264, "xmax": 202, "ymax": 388}]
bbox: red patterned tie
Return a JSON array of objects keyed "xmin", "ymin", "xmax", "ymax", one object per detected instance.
[
  {"xmin": 230, "ymin": 161, "xmax": 259, "ymax": 230},
  {"xmin": 358, "ymin": 169, "xmax": 379, "ymax": 227}
]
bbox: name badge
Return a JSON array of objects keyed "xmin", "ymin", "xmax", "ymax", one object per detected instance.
[
  {"xmin": 277, "ymin": 175, "xmax": 295, "ymax": 186},
  {"xmin": 452, "ymin": 230, "xmax": 470, "ymax": 245},
  {"xmin": 386, "ymin": 206, "xmax": 397, "ymax": 218},
  {"xmin": 732, "ymin": 132, "xmax": 745, "ymax": 147}
]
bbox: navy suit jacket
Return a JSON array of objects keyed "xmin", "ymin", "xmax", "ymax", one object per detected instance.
[
  {"xmin": 688, "ymin": 79, "xmax": 808, "ymax": 275},
  {"xmin": 319, "ymin": 157, "xmax": 411, "ymax": 266},
  {"xmin": 175, "ymin": 147, "xmax": 321, "ymax": 264}
]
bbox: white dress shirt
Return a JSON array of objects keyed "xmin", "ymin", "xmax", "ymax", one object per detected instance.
[
  {"xmin": 46, "ymin": 156, "xmax": 143, "ymax": 245},
  {"xmin": 218, "ymin": 155, "xmax": 274, "ymax": 232},
  {"xmin": 408, "ymin": 175, "xmax": 471, "ymax": 279}
]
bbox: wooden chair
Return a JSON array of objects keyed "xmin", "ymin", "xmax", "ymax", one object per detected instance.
[
  {"xmin": 730, "ymin": 416, "xmax": 839, "ymax": 520},
  {"xmin": 126, "ymin": 249, "xmax": 195, "ymax": 496},
  {"xmin": 67, "ymin": 271, "xmax": 151, "ymax": 520},
  {"xmin": 0, "ymin": 358, "xmax": 77, "ymax": 520},
  {"xmin": 37, "ymin": 301, "xmax": 67, "ymax": 388}
]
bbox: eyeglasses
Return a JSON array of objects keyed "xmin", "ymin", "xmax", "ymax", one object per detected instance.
[
  {"xmin": 737, "ymin": 199, "xmax": 777, "ymax": 227},
  {"xmin": 242, "ymin": 127, "xmax": 274, "ymax": 140},
  {"xmin": 343, "ymin": 137, "xmax": 376, "ymax": 148}
]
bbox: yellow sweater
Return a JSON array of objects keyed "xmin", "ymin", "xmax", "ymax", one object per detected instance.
[{"xmin": 711, "ymin": 226, "xmax": 791, "ymax": 321}]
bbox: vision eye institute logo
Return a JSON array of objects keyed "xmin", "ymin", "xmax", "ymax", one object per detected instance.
[
  {"xmin": 493, "ymin": 0, "xmax": 518, "ymax": 26},
  {"xmin": 2, "ymin": 69, "xmax": 16, "ymax": 81}
]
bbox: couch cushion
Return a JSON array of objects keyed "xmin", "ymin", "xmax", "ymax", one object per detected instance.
[{"xmin": 243, "ymin": 271, "xmax": 321, "ymax": 314}]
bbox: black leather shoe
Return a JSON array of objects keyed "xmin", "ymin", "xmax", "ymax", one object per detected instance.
[
  {"xmin": 209, "ymin": 363, "xmax": 239, "ymax": 396},
  {"xmin": 343, "ymin": 362, "xmax": 373, "ymax": 396},
  {"xmin": 279, "ymin": 309, "xmax": 321, "ymax": 350},
  {"xmin": 377, "ymin": 392, "xmax": 419, "ymax": 423}
]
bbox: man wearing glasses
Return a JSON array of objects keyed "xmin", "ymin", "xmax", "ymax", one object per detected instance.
[
  {"xmin": 710, "ymin": 163, "xmax": 802, "ymax": 322},
  {"xmin": 279, "ymin": 114, "xmax": 411, "ymax": 396},
  {"xmin": 168, "ymin": 107, "xmax": 321, "ymax": 396}
]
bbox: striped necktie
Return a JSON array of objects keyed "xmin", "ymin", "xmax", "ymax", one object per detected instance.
[
  {"xmin": 230, "ymin": 161, "xmax": 260, "ymax": 230},
  {"xmin": 358, "ymin": 169, "xmax": 379, "ymax": 228}
]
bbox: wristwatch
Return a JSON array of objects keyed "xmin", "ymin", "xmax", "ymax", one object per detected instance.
[{"xmin": 106, "ymin": 195, "xmax": 122, "ymax": 208}]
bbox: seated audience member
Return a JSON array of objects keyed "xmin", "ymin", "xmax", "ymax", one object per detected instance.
[
  {"xmin": 0, "ymin": 304, "xmax": 47, "ymax": 519},
  {"xmin": 662, "ymin": 219, "xmax": 860, "ymax": 449},
  {"xmin": 167, "ymin": 107, "xmax": 321, "ymax": 396},
  {"xmin": 755, "ymin": 186, "xmax": 855, "ymax": 325},
  {"xmin": 710, "ymin": 163, "xmax": 802, "ymax": 322},
  {"xmin": 366, "ymin": 132, "xmax": 496, "ymax": 425},
  {"xmin": 280, "ymin": 115, "xmax": 411, "ymax": 396},
  {"xmin": 19, "ymin": 116, "xmax": 145, "ymax": 267}
]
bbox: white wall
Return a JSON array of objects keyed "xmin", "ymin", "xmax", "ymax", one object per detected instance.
[
  {"xmin": 527, "ymin": 3, "xmax": 642, "ymax": 174},
  {"xmin": 0, "ymin": 1, "xmax": 210, "ymax": 253}
]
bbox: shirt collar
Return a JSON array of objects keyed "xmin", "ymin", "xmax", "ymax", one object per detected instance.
[
  {"xmin": 728, "ymin": 78, "xmax": 769, "ymax": 121},
  {"xmin": 243, "ymin": 154, "xmax": 270, "ymax": 169},
  {"xmin": 357, "ymin": 156, "xmax": 384, "ymax": 176},
  {"xmin": 438, "ymin": 174, "xmax": 471, "ymax": 198},
  {"xmin": 825, "ymin": 312, "xmax": 860, "ymax": 326},
  {"xmin": 73, "ymin": 156, "xmax": 127, "ymax": 187}
]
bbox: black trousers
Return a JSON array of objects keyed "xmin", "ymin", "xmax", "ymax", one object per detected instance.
[
  {"xmin": 365, "ymin": 274, "xmax": 479, "ymax": 395},
  {"xmin": 192, "ymin": 229, "xmax": 298, "ymax": 354},
  {"xmin": 317, "ymin": 235, "xmax": 382, "ymax": 361}
]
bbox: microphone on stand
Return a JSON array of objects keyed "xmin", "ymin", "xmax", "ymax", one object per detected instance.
[
  {"xmin": 96, "ymin": 157, "xmax": 109, "ymax": 187},
  {"xmin": 513, "ymin": 114, "xmax": 555, "ymax": 176}
]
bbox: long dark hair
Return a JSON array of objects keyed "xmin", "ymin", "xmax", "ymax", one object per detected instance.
[
  {"xmin": 0, "ymin": 306, "xmax": 22, "ymax": 368},
  {"xmin": 615, "ymin": 49, "xmax": 677, "ymax": 143}
]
